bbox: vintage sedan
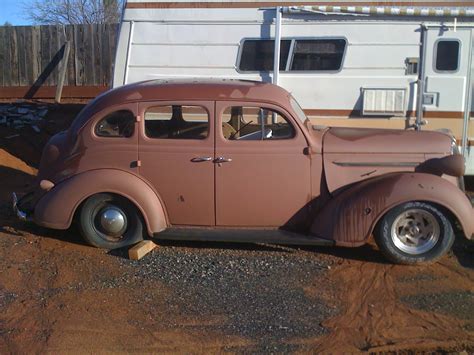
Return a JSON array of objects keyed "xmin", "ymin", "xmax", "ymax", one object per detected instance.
[{"xmin": 13, "ymin": 80, "xmax": 473, "ymax": 264}]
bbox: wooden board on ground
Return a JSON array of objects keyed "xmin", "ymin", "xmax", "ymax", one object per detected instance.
[{"xmin": 128, "ymin": 240, "xmax": 158, "ymax": 260}]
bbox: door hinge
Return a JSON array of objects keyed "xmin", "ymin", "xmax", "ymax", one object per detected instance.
[{"xmin": 131, "ymin": 160, "xmax": 142, "ymax": 168}]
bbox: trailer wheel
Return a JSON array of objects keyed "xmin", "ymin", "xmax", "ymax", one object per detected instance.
[
  {"xmin": 374, "ymin": 201, "xmax": 454, "ymax": 264},
  {"xmin": 78, "ymin": 193, "xmax": 144, "ymax": 249}
]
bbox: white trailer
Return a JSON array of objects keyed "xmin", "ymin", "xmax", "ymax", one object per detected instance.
[{"xmin": 113, "ymin": 1, "xmax": 474, "ymax": 173}]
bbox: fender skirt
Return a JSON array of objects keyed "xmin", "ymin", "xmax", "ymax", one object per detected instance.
[
  {"xmin": 311, "ymin": 172, "xmax": 474, "ymax": 246},
  {"xmin": 33, "ymin": 169, "xmax": 168, "ymax": 236}
]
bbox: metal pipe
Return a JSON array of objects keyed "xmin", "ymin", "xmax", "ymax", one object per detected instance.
[
  {"xmin": 124, "ymin": 20, "xmax": 135, "ymax": 85},
  {"xmin": 461, "ymin": 33, "xmax": 473, "ymax": 157},
  {"xmin": 415, "ymin": 24, "xmax": 427, "ymax": 131},
  {"xmin": 273, "ymin": 6, "xmax": 282, "ymax": 86}
]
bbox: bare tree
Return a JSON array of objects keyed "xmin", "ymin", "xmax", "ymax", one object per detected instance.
[{"xmin": 23, "ymin": 0, "xmax": 124, "ymax": 25}]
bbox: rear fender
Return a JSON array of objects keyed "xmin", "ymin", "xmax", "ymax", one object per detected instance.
[
  {"xmin": 311, "ymin": 173, "xmax": 474, "ymax": 246},
  {"xmin": 34, "ymin": 169, "xmax": 168, "ymax": 236}
]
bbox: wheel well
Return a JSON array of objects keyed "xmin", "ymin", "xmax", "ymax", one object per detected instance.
[
  {"xmin": 371, "ymin": 200, "xmax": 463, "ymax": 238},
  {"xmin": 73, "ymin": 192, "xmax": 149, "ymax": 233}
]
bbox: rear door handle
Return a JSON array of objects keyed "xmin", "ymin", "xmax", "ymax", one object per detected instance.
[
  {"xmin": 191, "ymin": 156, "xmax": 212, "ymax": 162},
  {"xmin": 214, "ymin": 156, "xmax": 232, "ymax": 163}
]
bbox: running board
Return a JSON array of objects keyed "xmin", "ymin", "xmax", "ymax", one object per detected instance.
[{"xmin": 153, "ymin": 228, "xmax": 335, "ymax": 247}]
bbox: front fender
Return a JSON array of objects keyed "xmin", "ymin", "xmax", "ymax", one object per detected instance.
[
  {"xmin": 311, "ymin": 173, "xmax": 474, "ymax": 246},
  {"xmin": 33, "ymin": 169, "xmax": 168, "ymax": 236}
]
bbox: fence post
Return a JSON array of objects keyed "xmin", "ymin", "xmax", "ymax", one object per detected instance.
[{"xmin": 55, "ymin": 40, "xmax": 71, "ymax": 103}]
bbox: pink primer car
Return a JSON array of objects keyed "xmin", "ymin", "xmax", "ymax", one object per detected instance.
[{"xmin": 13, "ymin": 80, "xmax": 473, "ymax": 264}]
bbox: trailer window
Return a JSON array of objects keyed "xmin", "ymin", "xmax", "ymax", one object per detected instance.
[
  {"xmin": 435, "ymin": 40, "xmax": 460, "ymax": 72},
  {"xmin": 239, "ymin": 39, "xmax": 291, "ymax": 71},
  {"xmin": 290, "ymin": 39, "xmax": 346, "ymax": 71},
  {"xmin": 145, "ymin": 105, "xmax": 209, "ymax": 139}
]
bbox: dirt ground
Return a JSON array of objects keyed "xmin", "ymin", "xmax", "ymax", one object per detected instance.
[{"xmin": 0, "ymin": 102, "xmax": 473, "ymax": 353}]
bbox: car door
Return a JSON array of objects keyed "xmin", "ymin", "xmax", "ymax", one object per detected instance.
[
  {"xmin": 215, "ymin": 101, "xmax": 312, "ymax": 227},
  {"xmin": 138, "ymin": 101, "xmax": 215, "ymax": 226}
]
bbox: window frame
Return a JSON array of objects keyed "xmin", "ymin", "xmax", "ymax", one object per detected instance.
[
  {"xmin": 142, "ymin": 103, "xmax": 212, "ymax": 141},
  {"xmin": 433, "ymin": 38, "xmax": 461, "ymax": 74},
  {"xmin": 219, "ymin": 103, "xmax": 298, "ymax": 142},
  {"xmin": 93, "ymin": 109, "xmax": 136, "ymax": 139},
  {"xmin": 236, "ymin": 36, "xmax": 348, "ymax": 74}
]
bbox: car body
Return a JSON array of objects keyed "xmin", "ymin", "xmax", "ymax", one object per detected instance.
[{"xmin": 13, "ymin": 80, "xmax": 473, "ymax": 264}]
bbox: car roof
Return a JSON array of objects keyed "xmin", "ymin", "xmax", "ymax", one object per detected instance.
[
  {"xmin": 70, "ymin": 79, "xmax": 294, "ymax": 134},
  {"xmin": 109, "ymin": 79, "xmax": 290, "ymax": 103}
]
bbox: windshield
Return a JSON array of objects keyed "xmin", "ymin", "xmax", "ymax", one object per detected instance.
[{"xmin": 289, "ymin": 95, "xmax": 307, "ymax": 122}]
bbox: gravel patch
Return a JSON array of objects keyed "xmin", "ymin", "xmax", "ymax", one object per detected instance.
[
  {"xmin": 402, "ymin": 291, "xmax": 474, "ymax": 330},
  {"xmin": 115, "ymin": 244, "xmax": 337, "ymax": 352}
]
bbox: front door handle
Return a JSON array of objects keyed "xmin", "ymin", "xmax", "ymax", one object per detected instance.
[
  {"xmin": 191, "ymin": 156, "xmax": 212, "ymax": 162},
  {"xmin": 214, "ymin": 156, "xmax": 232, "ymax": 163}
]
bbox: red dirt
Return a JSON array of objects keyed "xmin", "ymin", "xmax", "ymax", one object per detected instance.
[{"xmin": 0, "ymin": 102, "xmax": 473, "ymax": 353}]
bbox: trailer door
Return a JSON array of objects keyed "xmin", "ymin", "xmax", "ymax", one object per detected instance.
[{"xmin": 422, "ymin": 27, "xmax": 472, "ymax": 122}]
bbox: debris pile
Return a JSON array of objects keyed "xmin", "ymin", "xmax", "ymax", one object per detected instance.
[{"xmin": 0, "ymin": 104, "xmax": 48, "ymax": 132}]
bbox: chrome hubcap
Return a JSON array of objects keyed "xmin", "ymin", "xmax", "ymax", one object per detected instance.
[
  {"xmin": 99, "ymin": 207, "xmax": 126, "ymax": 236},
  {"xmin": 391, "ymin": 209, "xmax": 440, "ymax": 255}
]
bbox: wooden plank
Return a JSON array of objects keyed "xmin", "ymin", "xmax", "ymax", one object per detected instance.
[
  {"xmin": 83, "ymin": 24, "xmax": 95, "ymax": 86},
  {"xmin": 3, "ymin": 26, "xmax": 12, "ymax": 86},
  {"xmin": 55, "ymin": 41, "xmax": 71, "ymax": 103},
  {"xmin": 40, "ymin": 25, "xmax": 51, "ymax": 86},
  {"xmin": 25, "ymin": 27, "xmax": 34, "ymax": 84},
  {"xmin": 65, "ymin": 25, "xmax": 75, "ymax": 86},
  {"xmin": 16, "ymin": 26, "xmax": 27, "ymax": 86},
  {"xmin": 9, "ymin": 26, "xmax": 19, "ymax": 87},
  {"xmin": 0, "ymin": 27, "xmax": 5, "ymax": 87},
  {"xmin": 100, "ymin": 24, "xmax": 110, "ymax": 85},
  {"xmin": 49, "ymin": 25, "xmax": 59, "ymax": 86},
  {"xmin": 31, "ymin": 26, "xmax": 41, "ymax": 83},
  {"xmin": 74, "ymin": 25, "xmax": 85, "ymax": 86},
  {"xmin": 128, "ymin": 240, "xmax": 158, "ymax": 260}
]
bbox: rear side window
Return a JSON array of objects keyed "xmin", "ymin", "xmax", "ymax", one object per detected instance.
[
  {"xmin": 435, "ymin": 40, "xmax": 460, "ymax": 72},
  {"xmin": 95, "ymin": 110, "xmax": 135, "ymax": 138},
  {"xmin": 145, "ymin": 105, "xmax": 209, "ymax": 139}
]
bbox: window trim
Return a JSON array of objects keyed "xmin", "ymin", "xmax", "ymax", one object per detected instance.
[
  {"xmin": 433, "ymin": 38, "xmax": 461, "ymax": 74},
  {"xmin": 236, "ymin": 36, "xmax": 348, "ymax": 74}
]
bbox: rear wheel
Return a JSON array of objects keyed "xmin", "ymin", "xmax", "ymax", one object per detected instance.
[
  {"xmin": 374, "ymin": 201, "xmax": 454, "ymax": 264},
  {"xmin": 78, "ymin": 193, "xmax": 144, "ymax": 249}
]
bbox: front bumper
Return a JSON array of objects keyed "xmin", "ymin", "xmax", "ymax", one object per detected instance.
[{"xmin": 12, "ymin": 192, "xmax": 32, "ymax": 222}]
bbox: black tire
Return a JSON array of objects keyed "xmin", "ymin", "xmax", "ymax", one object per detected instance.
[
  {"xmin": 374, "ymin": 201, "xmax": 454, "ymax": 265},
  {"xmin": 78, "ymin": 193, "xmax": 144, "ymax": 249}
]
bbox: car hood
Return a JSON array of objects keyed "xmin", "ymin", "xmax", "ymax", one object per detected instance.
[
  {"xmin": 323, "ymin": 127, "xmax": 452, "ymax": 154},
  {"xmin": 321, "ymin": 127, "xmax": 454, "ymax": 192}
]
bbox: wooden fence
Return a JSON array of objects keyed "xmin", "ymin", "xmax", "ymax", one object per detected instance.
[{"xmin": 0, "ymin": 24, "xmax": 118, "ymax": 100}]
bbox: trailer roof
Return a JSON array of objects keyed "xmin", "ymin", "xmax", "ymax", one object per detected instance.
[{"xmin": 125, "ymin": 1, "xmax": 474, "ymax": 8}]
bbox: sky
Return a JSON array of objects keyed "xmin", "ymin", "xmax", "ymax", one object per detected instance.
[{"xmin": 0, "ymin": 0, "xmax": 31, "ymax": 25}]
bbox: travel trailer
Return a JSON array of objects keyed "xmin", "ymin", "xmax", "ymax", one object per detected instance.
[{"xmin": 113, "ymin": 1, "xmax": 474, "ymax": 173}]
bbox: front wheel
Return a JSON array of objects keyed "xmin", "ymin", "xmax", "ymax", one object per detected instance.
[
  {"xmin": 78, "ymin": 193, "xmax": 144, "ymax": 249},
  {"xmin": 374, "ymin": 201, "xmax": 455, "ymax": 264}
]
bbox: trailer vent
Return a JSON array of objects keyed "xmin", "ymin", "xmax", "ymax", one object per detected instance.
[{"xmin": 362, "ymin": 88, "xmax": 407, "ymax": 117}]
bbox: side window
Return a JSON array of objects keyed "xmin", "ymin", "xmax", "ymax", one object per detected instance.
[
  {"xmin": 222, "ymin": 106, "xmax": 295, "ymax": 141},
  {"xmin": 238, "ymin": 39, "xmax": 291, "ymax": 71},
  {"xmin": 145, "ymin": 105, "xmax": 209, "ymax": 139},
  {"xmin": 435, "ymin": 40, "xmax": 460, "ymax": 72},
  {"xmin": 95, "ymin": 110, "xmax": 135, "ymax": 138},
  {"xmin": 290, "ymin": 39, "xmax": 346, "ymax": 71}
]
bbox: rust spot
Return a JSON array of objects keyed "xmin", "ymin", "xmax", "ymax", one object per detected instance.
[
  {"xmin": 418, "ymin": 183, "xmax": 424, "ymax": 189},
  {"xmin": 179, "ymin": 195, "xmax": 185, "ymax": 202},
  {"xmin": 364, "ymin": 207, "xmax": 372, "ymax": 215}
]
